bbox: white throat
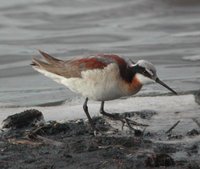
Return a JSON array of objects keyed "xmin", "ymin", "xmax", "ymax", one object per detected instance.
[{"xmin": 135, "ymin": 73, "xmax": 154, "ymax": 85}]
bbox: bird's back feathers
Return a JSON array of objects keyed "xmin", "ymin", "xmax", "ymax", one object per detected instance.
[{"xmin": 32, "ymin": 51, "xmax": 129, "ymax": 79}]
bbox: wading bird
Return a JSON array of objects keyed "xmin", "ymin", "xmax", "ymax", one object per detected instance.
[{"xmin": 32, "ymin": 51, "xmax": 177, "ymax": 130}]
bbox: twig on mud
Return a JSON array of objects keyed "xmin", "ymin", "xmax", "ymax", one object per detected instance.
[
  {"xmin": 28, "ymin": 134, "xmax": 64, "ymax": 147},
  {"xmin": 165, "ymin": 120, "xmax": 180, "ymax": 134},
  {"xmin": 192, "ymin": 118, "xmax": 200, "ymax": 128},
  {"xmin": 37, "ymin": 135, "xmax": 64, "ymax": 147}
]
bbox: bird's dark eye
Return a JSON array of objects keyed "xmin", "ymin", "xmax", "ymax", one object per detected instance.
[
  {"xmin": 132, "ymin": 65, "xmax": 152, "ymax": 78},
  {"xmin": 142, "ymin": 70, "xmax": 152, "ymax": 78}
]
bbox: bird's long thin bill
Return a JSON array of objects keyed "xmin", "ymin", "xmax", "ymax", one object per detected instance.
[{"xmin": 156, "ymin": 78, "xmax": 177, "ymax": 95}]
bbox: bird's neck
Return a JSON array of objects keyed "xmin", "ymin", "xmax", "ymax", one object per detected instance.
[
  {"xmin": 120, "ymin": 65, "xmax": 136, "ymax": 83},
  {"xmin": 118, "ymin": 65, "xmax": 142, "ymax": 94},
  {"xmin": 122, "ymin": 74, "xmax": 143, "ymax": 96}
]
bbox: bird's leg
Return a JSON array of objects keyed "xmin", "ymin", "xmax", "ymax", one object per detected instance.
[
  {"xmin": 100, "ymin": 101, "xmax": 148, "ymax": 130},
  {"xmin": 100, "ymin": 101, "xmax": 121, "ymax": 120},
  {"xmin": 83, "ymin": 98, "xmax": 96, "ymax": 131}
]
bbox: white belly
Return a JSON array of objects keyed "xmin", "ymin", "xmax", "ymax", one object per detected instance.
[{"xmin": 34, "ymin": 64, "xmax": 126, "ymax": 101}]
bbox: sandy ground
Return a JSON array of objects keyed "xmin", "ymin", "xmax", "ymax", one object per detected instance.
[{"xmin": 0, "ymin": 93, "xmax": 200, "ymax": 169}]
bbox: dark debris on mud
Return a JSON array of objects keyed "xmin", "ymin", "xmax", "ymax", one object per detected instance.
[{"xmin": 0, "ymin": 109, "xmax": 200, "ymax": 169}]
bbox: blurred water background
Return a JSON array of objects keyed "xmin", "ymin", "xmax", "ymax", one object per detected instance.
[{"xmin": 0, "ymin": 0, "xmax": 200, "ymax": 107}]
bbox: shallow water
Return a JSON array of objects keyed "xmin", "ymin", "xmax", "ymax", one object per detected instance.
[{"xmin": 0, "ymin": 0, "xmax": 200, "ymax": 107}]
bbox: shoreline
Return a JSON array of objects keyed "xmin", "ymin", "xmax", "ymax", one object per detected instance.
[{"xmin": 0, "ymin": 93, "xmax": 199, "ymax": 126}]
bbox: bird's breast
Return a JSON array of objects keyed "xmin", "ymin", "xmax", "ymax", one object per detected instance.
[{"xmin": 119, "ymin": 75, "xmax": 143, "ymax": 96}]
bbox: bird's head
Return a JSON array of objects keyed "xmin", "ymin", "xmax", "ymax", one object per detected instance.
[{"xmin": 130, "ymin": 60, "xmax": 177, "ymax": 95}]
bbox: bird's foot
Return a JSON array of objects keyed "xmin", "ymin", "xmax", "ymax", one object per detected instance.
[
  {"xmin": 122, "ymin": 118, "xmax": 149, "ymax": 130},
  {"xmin": 100, "ymin": 110, "xmax": 148, "ymax": 131}
]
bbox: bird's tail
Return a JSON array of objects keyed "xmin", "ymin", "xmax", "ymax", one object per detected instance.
[{"xmin": 31, "ymin": 50, "xmax": 64, "ymax": 73}]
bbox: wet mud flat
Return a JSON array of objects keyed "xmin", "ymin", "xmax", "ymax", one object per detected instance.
[{"xmin": 0, "ymin": 108, "xmax": 200, "ymax": 169}]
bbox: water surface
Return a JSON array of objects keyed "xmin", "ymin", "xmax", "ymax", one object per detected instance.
[{"xmin": 0, "ymin": 0, "xmax": 200, "ymax": 107}]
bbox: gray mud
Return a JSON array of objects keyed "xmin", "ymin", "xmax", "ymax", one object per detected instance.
[{"xmin": 0, "ymin": 109, "xmax": 200, "ymax": 169}]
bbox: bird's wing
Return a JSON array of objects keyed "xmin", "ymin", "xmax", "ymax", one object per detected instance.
[{"xmin": 32, "ymin": 51, "xmax": 128, "ymax": 78}]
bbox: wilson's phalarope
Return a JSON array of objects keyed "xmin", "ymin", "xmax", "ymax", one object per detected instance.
[{"xmin": 32, "ymin": 51, "xmax": 177, "ymax": 130}]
